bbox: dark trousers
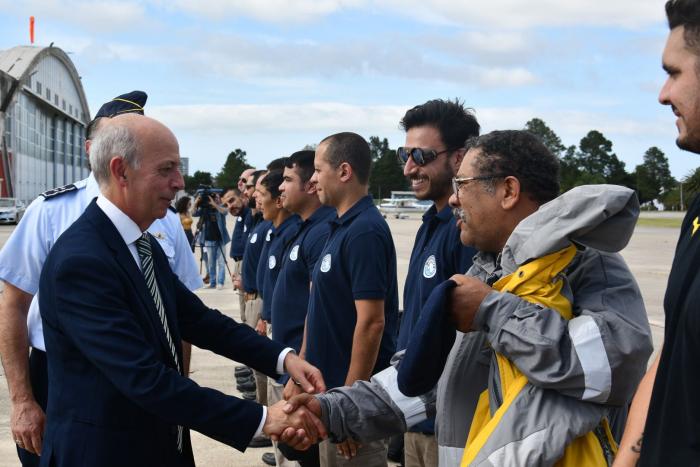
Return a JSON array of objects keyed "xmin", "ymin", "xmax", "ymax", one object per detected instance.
[{"xmin": 17, "ymin": 349, "xmax": 47, "ymax": 467}]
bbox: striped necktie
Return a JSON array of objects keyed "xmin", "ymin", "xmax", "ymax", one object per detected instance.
[{"xmin": 135, "ymin": 233, "xmax": 184, "ymax": 453}]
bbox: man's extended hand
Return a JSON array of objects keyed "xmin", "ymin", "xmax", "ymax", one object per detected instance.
[
  {"xmin": 283, "ymin": 353, "xmax": 325, "ymax": 395},
  {"xmin": 11, "ymin": 398, "xmax": 45, "ymax": 455},
  {"xmin": 263, "ymin": 399, "xmax": 327, "ymax": 450},
  {"xmin": 283, "ymin": 392, "xmax": 321, "ymax": 418},
  {"xmin": 284, "ymin": 394, "xmax": 361, "ymax": 459},
  {"xmin": 448, "ymin": 274, "xmax": 493, "ymax": 332}
]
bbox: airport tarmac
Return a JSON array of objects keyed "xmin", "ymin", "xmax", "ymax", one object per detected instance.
[{"xmin": 0, "ymin": 211, "xmax": 678, "ymax": 466}]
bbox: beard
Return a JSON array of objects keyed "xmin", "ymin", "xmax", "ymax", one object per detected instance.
[{"xmin": 409, "ymin": 157, "xmax": 454, "ymax": 201}]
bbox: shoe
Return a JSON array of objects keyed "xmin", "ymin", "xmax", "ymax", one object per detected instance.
[
  {"xmin": 262, "ymin": 452, "xmax": 276, "ymax": 465},
  {"xmin": 217, "ymin": 284, "xmax": 224, "ymax": 290},
  {"xmin": 237, "ymin": 381, "xmax": 256, "ymax": 392},
  {"xmin": 248, "ymin": 435, "xmax": 272, "ymax": 448},
  {"xmin": 241, "ymin": 391, "xmax": 257, "ymax": 400},
  {"xmin": 208, "ymin": 284, "xmax": 216, "ymax": 289},
  {"xmin": 236, "ymin": 377, "xmax": 255, "ymax": 387},
  {"xmin": 236, "ymin": 373, "xmax": 255, "ymax": 384},
  {"xmin": 203, "ymin": 274, "xmax": 210, "ymax": 283}
]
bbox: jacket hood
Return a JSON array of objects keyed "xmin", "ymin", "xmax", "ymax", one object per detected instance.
[{"xmin": 500, "ymin": 184, "xmax": 638, "ymax": 275}]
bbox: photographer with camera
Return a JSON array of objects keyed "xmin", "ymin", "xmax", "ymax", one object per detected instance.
[{"xmin": 194, "ymin": 187, "xmax": 231, "ymax": 289}]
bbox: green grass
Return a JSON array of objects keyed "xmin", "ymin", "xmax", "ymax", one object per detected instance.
[{"xmin": 636, "ymin": 217, "xmax": 683, "ymax": 228}]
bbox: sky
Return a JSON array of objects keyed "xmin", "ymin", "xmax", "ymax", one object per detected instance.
[{"xmin": 0, "ymin": 0, "xmax": 695, "ymax": 180}]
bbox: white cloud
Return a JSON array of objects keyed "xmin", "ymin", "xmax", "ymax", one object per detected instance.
[
  {"xmin": 470, "ymin": 66, "xmax": 538, "ymax": 87},
  {"xmin": 6, "ymin": 0, "xmax": 148, "ymax": 33},
  {"xmin": 378, "ymin": 0, "xmax": 664, "ymax": 29},
  {"xmin": 150, "ymin": 102, "xmax": 669, "ymax": 144},
  {"xmin": 168, "ymin": 30, "xmax": 539, "ymax": 88},
  {"xmin": 151, "ymin": 0, "xmax": 664, "ymax": 29},
  {"xmin": 155, "ymin": 0, "xmax": 364, "ymax": 23},
  {"xmin": 149, "ymin": 102, "xmax": 406, "ymax": 134}
]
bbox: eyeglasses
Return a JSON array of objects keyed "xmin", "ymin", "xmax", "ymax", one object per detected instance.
[
  {"xmin": 397, "ymin": 147, "xmax": 457, "ymax": 166},
  {"xmin": 452, "ymin": 175, "xmax": 506, "ymax": 196}
]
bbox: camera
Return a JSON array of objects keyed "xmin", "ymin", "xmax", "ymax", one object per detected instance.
[{"xmin": 194, "ymin": 185, "xmax": 224, "ymax": 208}]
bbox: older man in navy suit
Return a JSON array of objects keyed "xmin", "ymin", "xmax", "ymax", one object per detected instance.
[{"xmin": 37, "ymin": 114, "xmax": 325, "ymax": 467}]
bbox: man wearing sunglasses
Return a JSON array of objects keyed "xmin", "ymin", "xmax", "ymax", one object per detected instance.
[{"xmin": 394, "ymin": 99, "xmax": 480, "ymax": 467}]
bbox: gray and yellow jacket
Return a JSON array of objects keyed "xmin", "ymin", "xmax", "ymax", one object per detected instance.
[{"xmin": 316, "ymin": 185, "xmax": 653, "ymax": 466}]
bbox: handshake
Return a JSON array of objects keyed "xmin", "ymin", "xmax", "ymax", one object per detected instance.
[
  {"xmin": 259, "ymin": 352, "xmax": 328, "ymax": 451},
  {"xmin": 262, "ymin": 393, "xmax": 324, "ymax": 451},
  {"xmin": 258, "ymin": 353, "xmax": 362, "ymax": 459}
]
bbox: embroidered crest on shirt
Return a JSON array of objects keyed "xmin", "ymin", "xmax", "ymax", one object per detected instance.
[
  {"xmin": 250, "ymin": 233, "xmax": 258, "ymax": 243},
  {"xmin": 320, "ymin": 254, "xmax": 332, "ymax": 272},
  {"xmin": 268, "ymin": 255, "xmax": 276, "ymax": 269},
  {"xmin": 693, "ymin": 217, "xmax": 700, "ymax": 237},
  {"xmin": 289, "ymin": 244, "xmax": 300, "ymax": 261},
  {"xmin": 266, "ymin": 229, "xmax": 272, "ymax": 241},
  {"xmin": 423, "ymin": 255, "xmax": 437, "ymax": 278}
]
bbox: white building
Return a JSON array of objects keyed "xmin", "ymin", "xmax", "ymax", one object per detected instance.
[{"xmin": 0, "ymin": 45, "xmax": 90, "ymax": 202}]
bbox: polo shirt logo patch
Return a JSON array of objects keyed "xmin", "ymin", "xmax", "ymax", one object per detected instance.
[
  {"xmin": 693, "ymin": 217, "xmax": 700, "ymax": 237},
  {"xmin": 266, "ymin": 229, "xmax": 272, "ymax": 241},
  {"xmin": 268, "ymin": 255, "xmax": 276, "ymax": 269},
  {"xmin": 250, "ymin": 233, "xmax": 258, "ymax": 243},
  {"xmin": 290, "ymin": 244, "xmax": 300, "ymax": 261},
  {"xmin": 320, "ymin": 254, "xmax": 332, "ymax": 272},
  {"xmin": 423, "ymin": 255, "xmax": 437, "ymax": 278}
]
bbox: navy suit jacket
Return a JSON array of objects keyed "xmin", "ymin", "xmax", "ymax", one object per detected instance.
[{"xmin": 38, "ymin": 200, "xmax": 285, "ymax": 467}]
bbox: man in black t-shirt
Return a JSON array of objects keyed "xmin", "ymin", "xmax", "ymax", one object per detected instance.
[{"xmin": 616, "ymin": 2, "xmax": 700, "ymax": 465}]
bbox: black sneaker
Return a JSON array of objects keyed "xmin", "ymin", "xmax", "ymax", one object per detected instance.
[
  {"xmin": 262, "ymin": 452, "xmax": 276, "ymax": 465},
  {"xmin": 241, "ymin": 391, "xmax": 257, "ymax": 400},
  {"xmin": 237, "ymin": 381, "xmax": 256, "ymax": 392},
  {"xmin": 235, "ymin": 367, "xmax": 252, "ymax": 377},
  {"xmin": 236, "ymin": 376, "xmax": 255, "ymax": 386},
  {"xmin": 248, "ymin": 435, "xmax": 272, "ymax": 448}
]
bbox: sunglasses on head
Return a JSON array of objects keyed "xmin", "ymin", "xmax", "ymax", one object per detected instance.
[{"xmin": 397, "ymin": 147, "xmax": 457, "ymax": 166}]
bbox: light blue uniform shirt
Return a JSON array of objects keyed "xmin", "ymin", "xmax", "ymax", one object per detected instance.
[{"xmin": 0, "ymin": 174, "xmax": 203, "ymax": 351}]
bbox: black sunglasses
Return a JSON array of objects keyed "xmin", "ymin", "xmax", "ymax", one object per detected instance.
[{"xmin": 397, "ymin": 147, "xmax": 457, "ymax": 166}]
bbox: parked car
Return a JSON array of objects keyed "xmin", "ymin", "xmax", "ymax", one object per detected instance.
[{"xmin": 0, "ymin": 198, "xmax": 26, "ymax": 224}]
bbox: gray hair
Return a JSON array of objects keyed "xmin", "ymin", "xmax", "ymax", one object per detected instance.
[{"xmin": 89, "ymin": 123, "xmax": 140, "ymax": 188}]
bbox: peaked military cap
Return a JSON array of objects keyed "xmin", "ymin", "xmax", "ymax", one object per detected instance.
[{"xmin": 94, "ymin": 90, "xmax": 147, "ymax": 119}]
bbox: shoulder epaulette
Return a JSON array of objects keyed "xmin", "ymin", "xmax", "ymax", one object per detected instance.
[
  {"xmin": 168, "ymin": 205, "xmax": 176, "ymax": 213},
  {"xmin": 39, "ymin": 184, "xmax": 78, "ymax": 199}
]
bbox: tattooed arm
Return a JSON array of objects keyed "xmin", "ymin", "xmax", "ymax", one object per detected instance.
[{"xmin": 613, "ymin": 353, "xmax": 661, "ymax": 466}]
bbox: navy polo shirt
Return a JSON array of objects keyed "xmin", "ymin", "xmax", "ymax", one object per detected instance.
[
  {"xmin": 241, "ymin": 219, "xmax": 271, "ymax": 294},
  {"xmin": 260, "ymin": 214, "xmax": 302, "ymax": 322},
  {"xmin": 398, "ymin": 203, "xmax": 476, "ymax": 434},
  {"xmin": 271, "ymin": 205, "xmax": 336, "ymax": 354},
  {"xmin": 305, "ymin": 195, "xmax": 399, "ymax": 389},
  {"xmin": 230, "ymin": 206, "xmax": 252, "ymax": 259},
  {"xmin": 255, "ymin": 224, "xmax": 274, "ymax": 299}
]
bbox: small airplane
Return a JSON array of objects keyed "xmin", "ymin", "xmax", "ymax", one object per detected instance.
[{"xmin": 378, "ymin": 191, "xmax": 432, "ymax": 219}]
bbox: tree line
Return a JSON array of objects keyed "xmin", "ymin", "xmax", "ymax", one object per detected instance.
[{"xmin": 184, "ymin": 118, "xmax": 698, "ymax": 210}]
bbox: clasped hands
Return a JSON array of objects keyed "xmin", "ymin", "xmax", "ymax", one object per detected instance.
[
  {"xmin": 262, "ymin": 353, "xmax": 361, "ymax": 458},
  {"xmin": 261, "ymin": 352, "xmax": 327, "ymax": 450}
]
